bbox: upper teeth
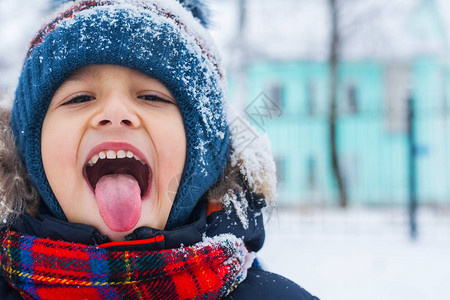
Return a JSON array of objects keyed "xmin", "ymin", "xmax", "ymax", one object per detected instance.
[{"xmin": 87, "ymin": 150, "xmax": 145, "ymax": 166}]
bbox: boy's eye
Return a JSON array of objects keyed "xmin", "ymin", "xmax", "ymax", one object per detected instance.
[
  {"xmin": 63, "ymin": 94, "xmax": 95, "ymax": 105},
  {"xmin": 138, "ymin": 94, "xmax": 174, "ymax": 104}
]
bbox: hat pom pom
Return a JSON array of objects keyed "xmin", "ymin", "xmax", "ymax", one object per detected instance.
[{"xmin": 178, "ymin": 0, "xmax": 211, "ymax": 27}]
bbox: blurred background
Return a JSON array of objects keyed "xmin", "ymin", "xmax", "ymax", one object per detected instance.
[{"xmin": 2, "ymin": 0, "xmax": 450, "ymax": 299}]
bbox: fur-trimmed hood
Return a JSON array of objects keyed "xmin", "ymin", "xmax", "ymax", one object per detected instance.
[
  {"xmin": 0, "ymin": 107, "xmax": 277, "ymax": 228},
  {"xmin": 0, "ymin": 108, "xmax": 39, "ymax": 223}
]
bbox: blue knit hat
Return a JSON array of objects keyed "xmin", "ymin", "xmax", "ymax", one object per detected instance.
[{"xmin": 11, "ymin": 0, "xmax": 230, "ymax": 230}]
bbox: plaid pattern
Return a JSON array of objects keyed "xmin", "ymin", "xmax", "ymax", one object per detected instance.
[{"xmin": 0, "ymin": 231, "xmax": 249, "ymax": 299}]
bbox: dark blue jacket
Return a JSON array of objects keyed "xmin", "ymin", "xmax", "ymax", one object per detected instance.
[{"xmin": 0, "ymin": 199, "xmax": 318, "ymax": 299}]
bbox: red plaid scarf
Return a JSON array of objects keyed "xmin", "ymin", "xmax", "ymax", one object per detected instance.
[{"xmin": 0, "ymin": 231, "xmax": 253, "ymax": 299}]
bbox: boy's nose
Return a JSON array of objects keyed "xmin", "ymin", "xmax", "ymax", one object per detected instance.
[{"xmin": 91, "ymin": 94, "xmax": 141, "ymax": 128}]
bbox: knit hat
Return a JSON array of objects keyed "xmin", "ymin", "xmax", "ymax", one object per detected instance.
[{"xmin": 11, "ymin": 0, "xmax": 230, "ymax": 230}]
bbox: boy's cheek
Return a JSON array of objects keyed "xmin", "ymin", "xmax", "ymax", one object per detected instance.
[
  {"xmin": 42, "ymin": 132, "xmax": 78, "ymax": 170},
  {"xmin": 41, "ymin": 116, "xmax": 83, "ymax": 193}
]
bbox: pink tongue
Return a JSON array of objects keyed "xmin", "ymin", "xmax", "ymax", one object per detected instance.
[{"xmin": 95, "ymin": 174, "xmax": 141, "ymax": 232}]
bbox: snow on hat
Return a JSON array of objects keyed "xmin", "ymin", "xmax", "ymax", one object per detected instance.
[{"xmin": 11, "ymin": 0, "xmax": 229, "ymax": 230}]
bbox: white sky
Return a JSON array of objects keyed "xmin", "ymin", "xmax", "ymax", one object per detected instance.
[
  {"xmin": 209, "ymin": 0, "xmax": 450, "ymax": 64},
  {"xmin": 2, "ymin": 0, "xmax": 450, "ymax": 90}
]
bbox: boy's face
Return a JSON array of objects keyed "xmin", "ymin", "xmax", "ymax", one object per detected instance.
[{"xmin": 41, "ymin": 65, "xmax": 186, "ymax": 241}]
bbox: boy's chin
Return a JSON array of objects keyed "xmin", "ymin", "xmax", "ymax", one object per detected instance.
[
  {"xmin": 99, "ymin": 226, "xmax": 135, "ymax": 242},
  {"xmin": 106, "ymin": 232, "xmax": 130, "ymax": 242}
]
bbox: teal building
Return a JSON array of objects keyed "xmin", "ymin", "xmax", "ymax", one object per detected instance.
[{"xmin": 223, "ymin": 0, "xmax": 450, "ymax": 207}]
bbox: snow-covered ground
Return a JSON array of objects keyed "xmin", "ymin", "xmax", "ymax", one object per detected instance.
[{"xmin": 259, "ymin": 207, "xmax": 450, "ymax": 300}]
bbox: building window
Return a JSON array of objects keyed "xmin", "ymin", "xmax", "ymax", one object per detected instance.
[
  {"xmin": 346, "ymin": 83, "xmax": 358, "ymax": 114},
  {"xmin": 307, "ymin": 155, "xmax": 317, "ymax": 191},
  {"xmin": 341, "ymin": 154, "xmax": 359, "ymax": 188},
  {"xmin": 274, "ymin": 156, "xmax": 285, "ymax": 185},
  {"xmin": 269, "ymin": 82, "xmax": 284, "ymax": 110},
  {"xmin": 440, "ymin": 70, "xmax": 448, "ymax": 115},
  {"xmin": 306, "ymin": 80, "xmax": 317, "ymax": 116},
  {"xmin": 384, "ymin": 65, "xmax": 409, "ymax": 133}
]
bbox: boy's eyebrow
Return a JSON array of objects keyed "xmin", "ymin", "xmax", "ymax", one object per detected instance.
[
  {"xmin": 63, "ymin": 68, "xmax": 100, "ymax": 83},
  {"xmin": 53, "ymin": 68, "xmax": 100, "ymax": 99}
]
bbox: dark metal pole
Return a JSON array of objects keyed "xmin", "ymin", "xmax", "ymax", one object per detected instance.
[
  {"xmin": 407, "ymin": 93, "xmax": 418, "ymax": 240},
  {"xmin": 328, "ymin": 0, "xmax": 348, "ymax": 208}
]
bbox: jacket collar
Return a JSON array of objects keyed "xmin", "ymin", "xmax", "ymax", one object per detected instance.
[
  {"xmin": 8, "ymin": 201, "xmax": 207, "ymax": 251},
  {"xmin": 6, "ymin": 195, "xmax": 266, "ymax": 253}
]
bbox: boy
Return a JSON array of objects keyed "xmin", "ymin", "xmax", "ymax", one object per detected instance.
[{"xmin": 0, "ymin": 0, "xmax": 318, "ymax": 299}]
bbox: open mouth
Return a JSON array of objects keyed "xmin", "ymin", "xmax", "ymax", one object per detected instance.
[{"xmin": 84, "ymin": 150, "xmax": 151, "ymax": 198}]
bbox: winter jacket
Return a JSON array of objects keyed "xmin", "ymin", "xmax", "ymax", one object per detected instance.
[{"xmin": 0, "ymin": 199, "xmax": 318, "ymax": 299}]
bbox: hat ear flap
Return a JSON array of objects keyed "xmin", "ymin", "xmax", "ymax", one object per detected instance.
[{"xmin": 178, "ymin": 0, "xmax": 210, "ymax": 27}]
